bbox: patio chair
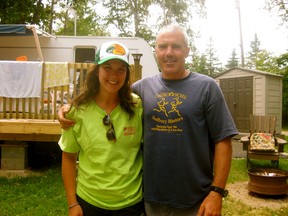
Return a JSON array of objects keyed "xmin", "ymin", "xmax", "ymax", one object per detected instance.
[{"xmin": 240, "ymin": 115, "xmax": 287, "ymax": 168}]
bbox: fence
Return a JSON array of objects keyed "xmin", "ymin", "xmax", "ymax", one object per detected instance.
[{"xmin": 0, "ymin": 62, "xmax": 142, "ymax": 142}]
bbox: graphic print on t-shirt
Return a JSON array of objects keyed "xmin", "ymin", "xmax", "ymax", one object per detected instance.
[{"xmin": 151, "ymin": 92, "xmax": 186, "ymax": 133}]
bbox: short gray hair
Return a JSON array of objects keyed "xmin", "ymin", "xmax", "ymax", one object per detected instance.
[{"xmin": 156, "ymin": 24, "xmax": 189, "ymax": 47}]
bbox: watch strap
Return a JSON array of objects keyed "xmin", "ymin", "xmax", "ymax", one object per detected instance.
[{"xmin": 210, "ymin": 186, "xmax": 228, "ymax": 197}]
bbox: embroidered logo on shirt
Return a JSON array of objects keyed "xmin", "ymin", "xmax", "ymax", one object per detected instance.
[{"xmin": 123, "ymin": 127, "xmax": 136, "ymax": 136}]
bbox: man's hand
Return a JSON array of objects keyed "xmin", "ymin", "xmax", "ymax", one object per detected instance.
[
  {"xmin": 197, "ymin": 191, "xmax": 223, "ymax": 216},
  {"xmin": 58, "ymin": 104, "xmax": 75, "ymax": 129}
]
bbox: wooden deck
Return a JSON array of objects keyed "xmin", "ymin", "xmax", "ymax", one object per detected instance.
[
  {"xmin": 0, "ymin": 62, "xmax": 141, "ymax": 142},
  {"xmin": 0, "ymin": 61, "xmax": 141, "ymax": 170},
  {"xmin": 0, "ymin": 62, "xmax": 95, "ymax": 141}
]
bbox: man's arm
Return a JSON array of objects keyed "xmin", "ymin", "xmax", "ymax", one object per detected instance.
[
  {"xmin": 197, "ymin": 136, "xmax": 232, "ymax": 216},
  {"xmin": 58, "ymin": 104, "xmax": 75, "ymax": 129}
]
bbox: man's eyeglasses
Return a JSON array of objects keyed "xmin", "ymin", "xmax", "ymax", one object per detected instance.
[{"xmin": 103, "ymin": 114, "xmax": 116, "ymax": 141}]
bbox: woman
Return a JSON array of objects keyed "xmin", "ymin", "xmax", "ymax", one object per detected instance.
[{"xmin": 58, "ymin": 41, "xmax": 144, "ymax": 216}]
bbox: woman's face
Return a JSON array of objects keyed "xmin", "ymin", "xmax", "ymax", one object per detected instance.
[{"xmin": 98, "ymin": 59, "xmax": 127, "ymax": 95}]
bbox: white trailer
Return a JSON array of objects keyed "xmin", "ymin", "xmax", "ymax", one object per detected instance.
[
  {"xmin": 0, "ymin": 25, "xmax": 160, "ymax": 170},
  {"xmin": 0, "ymin": 25, "xmax": 159, "ymax": 79}
]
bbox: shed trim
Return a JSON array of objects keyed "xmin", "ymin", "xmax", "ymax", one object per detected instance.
[{"xmin": 214, "ymin": 67, "xmax": 283, "ymax": 79}]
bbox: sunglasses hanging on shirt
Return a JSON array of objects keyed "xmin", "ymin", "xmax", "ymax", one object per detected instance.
[{"xmin": 103, "ymin": 114, "xmax": 117, "ymax": 142}]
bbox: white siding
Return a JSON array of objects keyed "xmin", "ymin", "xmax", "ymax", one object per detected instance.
[
  {"xmin": 254, "ymin": 76, "xmax": 265, "ymax": 115},
  {"xmin": 266, "ymin": 77, "xmax": 282, "ymax": 132}
]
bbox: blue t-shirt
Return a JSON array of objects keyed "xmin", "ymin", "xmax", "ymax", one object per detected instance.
[{"xmin": 132, "ymin": 72, "xmax": 238, "ymax": 208}]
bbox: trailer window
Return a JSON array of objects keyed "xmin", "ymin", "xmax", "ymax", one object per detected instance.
[{"xmin": 75, "ymin": 48, "xmax": 95, "ymax": 63}]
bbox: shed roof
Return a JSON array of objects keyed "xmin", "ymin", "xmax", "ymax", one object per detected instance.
[{"xmin": 214, "ymin": 67, "xmax": 283, "ymax": 79}]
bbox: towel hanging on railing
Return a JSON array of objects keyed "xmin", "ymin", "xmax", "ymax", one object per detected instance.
[{"xmin": 0, "ymin": 61, "xmax": 43, "ymax": 98}]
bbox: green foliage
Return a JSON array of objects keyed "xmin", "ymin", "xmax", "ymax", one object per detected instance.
[
  {"xmin": 265, "ymin": 0, "xmax": 288, "ymax": 27},
  {"xmin": 191, "ymin": 53, "xmax": 209, "ymax": 75},
  {"xmin": 245, "ymin": 34, "xmax": 280, "ymax": 72},
  {"xmin": 156, "ymin": 0, "xmax": 189, "ymax": 25},
  {"xmin": 103, "ymin": 0, "xmax": 153, "ymax": 37},
  {"xmin": 246, "ymin": 33, "xmax": 261, "ymax": 69},
  {"xmin": 254, "ymin": 50, "xmax": 279, "ymax": 72},
  {"xmin": 0, "ymin": 0, "xmax": 49, "ymax": 25},
  {"xmin": 225, "ymin": 48, "xmax": 239, "ymax": 69},
  {"xmin": 204, "ymin": 37, "xmax": 222, "ymax": 76},
  {"xmin": 53, "ymin": 0, "xmax": 109, "ymax": 36},
  {"xmin": 277, "ymin": 53, "xmax": 288, "ymax": 126}
]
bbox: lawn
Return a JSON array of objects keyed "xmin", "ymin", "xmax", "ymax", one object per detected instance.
[
  {"xmin": 0, "ymin": 166, "xmax": 67, "ymax": 216},
  {"xmin": 0, "ymin": 142, "xmax": 287, "ymax": 215}
]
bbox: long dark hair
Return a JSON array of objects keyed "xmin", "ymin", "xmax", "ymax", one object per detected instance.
[{"xmin": 72, "ymin": 64, "xmax": 136, "ymax": 119}]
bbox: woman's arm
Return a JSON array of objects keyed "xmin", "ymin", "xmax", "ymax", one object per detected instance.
[{"xmin": 62, "ymin": 151, "xmax": 83, "ymax": 216}]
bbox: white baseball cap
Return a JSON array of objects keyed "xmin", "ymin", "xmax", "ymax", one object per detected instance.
[{"xmin": 95, "ymin": 41, "xmax": 129, "ymax": 65}]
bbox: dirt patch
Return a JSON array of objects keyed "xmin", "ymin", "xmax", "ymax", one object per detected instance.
[{"xmin": 227, "ymin": 181, "xmax": 288, "ymax": 209}]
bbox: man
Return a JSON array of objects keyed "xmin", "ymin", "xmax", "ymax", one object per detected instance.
[{"xmin": 59, "ymin": 24, "xmax": 238, "ymax": 216}]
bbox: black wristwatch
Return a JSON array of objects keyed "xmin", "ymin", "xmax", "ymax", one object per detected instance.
[{"xmin": 210, "ymin": 186, "xmax": 228, "ymax": 197}]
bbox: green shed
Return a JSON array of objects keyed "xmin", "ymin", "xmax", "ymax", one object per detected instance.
[{"xmin": 214, "ymin": 67, "xmax": 283, "ymax": 134}]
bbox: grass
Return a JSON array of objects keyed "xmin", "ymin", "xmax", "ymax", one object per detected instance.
[
  {"xmin": 0, "ymin": 166, "xmax": 67, "ymax": 216},
  {"xmin": 0, "ymin": 140, "xmax": 287, "ymax": 216},
  {"xmin": 223, "ymin": 136, "xmax": 288, "ymax": 216},
  {"xmin": 223, "ymin": 158, "xmax": 288, "ymax": 216}
]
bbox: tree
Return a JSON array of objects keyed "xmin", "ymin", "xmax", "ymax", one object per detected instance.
[
  {"xmin": 276, "ymin": 53, "xmax": 288, "ymax": 126},
  {"xmin": 54, "ymin": 0, "xmax": 109, "ymax": 36},
  {"xmin": 225, "ymin": 49, "xmax": 239, "ymax": 69},
  {"xmin": 102, "ymin": 0, "xmax": 206, "ymax": 46},
  {"xmin": 0, "ymin": 0, "xmax": 49, "ymax": 25},
  {"xmin": 191, "ymin": 54, "xmax": 209, "ymax": 75},
  {"xmin": 205, "ymin": 37, "xmax": 221, "ymax": 76},
  {"xmin": 42, "ymin": 0, "xmax": 109, "ymax": 36},
  {"xmin": 103, "ymin": 0, "xmax": 152, "ymax": 37},
  {"xmin": 246, "ymin": 33, "xmax": 261, "ymax": 69},
  {"xmin": 254, "ymin": 50, "xmax": 279, "ymax": 72},
  {"xmin": 153, "ymin": 0, "xmax": 206, "ymax": 26},
  {"xmin": 246, "ymin": 34, "xmax": 280, "ymax": 72},
  {"xmin": 0, "ymin": 0, "xmax": 206, "ymax": 44},
  {"xmin": 265, "ymin": 0, "xmax": 288, "ymax": 27},
  {"xmin": 156, "ymin": 0, "xmax": 189, "ymax": 25},
  {"xmin": 151, "ymin": 0, "xmax": 206, "ymax": 47}
]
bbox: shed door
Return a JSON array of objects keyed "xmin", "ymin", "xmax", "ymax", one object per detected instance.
[{"xmin": 219, "ymin": 77, "xmax": 253, "ymax": 132}]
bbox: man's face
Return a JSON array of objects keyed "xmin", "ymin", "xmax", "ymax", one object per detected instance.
[{"xmin": 155, "ymin": 31, "xmax": 190, "ymax": 78}]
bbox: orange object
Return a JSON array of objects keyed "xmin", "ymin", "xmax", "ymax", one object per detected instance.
[{"xmin": 16, "ymin": 56, "xmax": 28, "ymax": 61}]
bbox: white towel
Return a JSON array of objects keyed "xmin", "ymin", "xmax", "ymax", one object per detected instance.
[{"xmin": 0, "ymin": 61, "xmax": 43, "ymax": 98}]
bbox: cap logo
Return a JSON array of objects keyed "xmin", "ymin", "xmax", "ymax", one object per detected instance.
[
  {"xmin": 106, "ymin": 44, "xmax": 126, "ymax": 56},
  {"xmin": 95, "ymin": 41, "xmax": 129, "ymax": 64}
]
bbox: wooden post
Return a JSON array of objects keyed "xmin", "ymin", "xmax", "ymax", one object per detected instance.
[{"xmin": 132, "ymin": 53, "xmax": 143, "ymax": 83}]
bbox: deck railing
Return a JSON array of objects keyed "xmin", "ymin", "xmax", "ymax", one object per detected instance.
[{"xmin": 0, "ymin": 62, "xmax": 141, "ymax": 121}]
